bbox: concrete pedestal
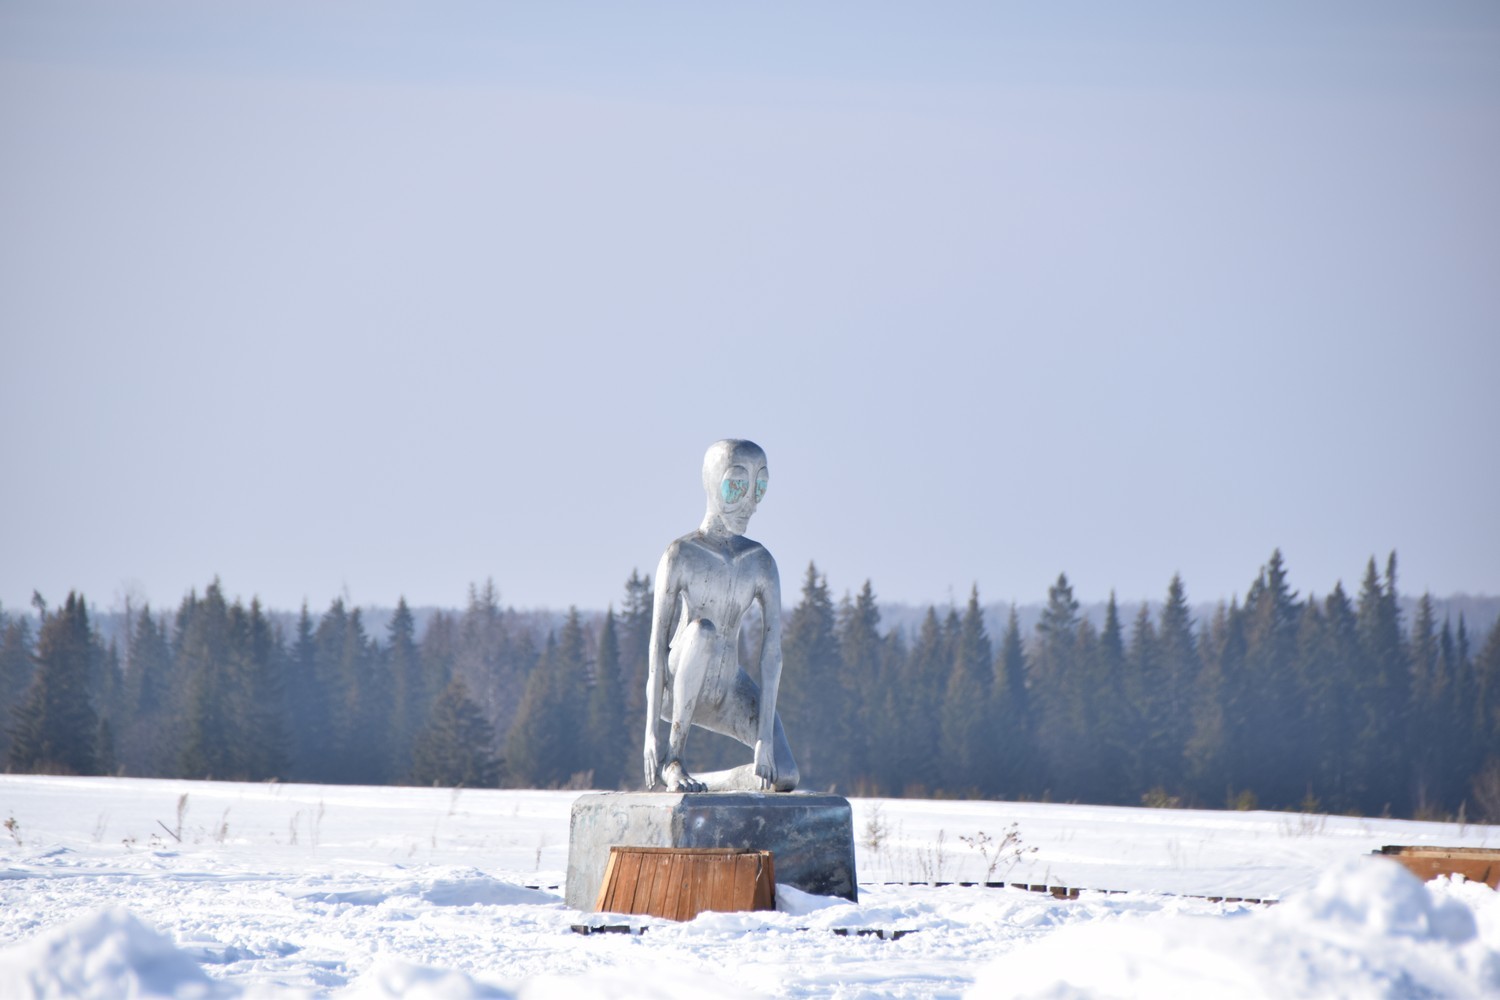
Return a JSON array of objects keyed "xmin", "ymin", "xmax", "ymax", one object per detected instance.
[{"xmin": 566, "ymin": 792, "xmax": 857, "ymax": 910}]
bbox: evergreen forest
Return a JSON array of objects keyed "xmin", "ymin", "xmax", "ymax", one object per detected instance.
[{"xmin": 4, "ymin": 551, "xmax": 1499, "ymax": 823}]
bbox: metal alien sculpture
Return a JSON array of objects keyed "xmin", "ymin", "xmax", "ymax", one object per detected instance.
[{"xmin": 643, "ymin": 439, "xmax": 800, "ymax": 793}]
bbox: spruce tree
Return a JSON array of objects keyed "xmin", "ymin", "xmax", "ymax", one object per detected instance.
[
  {"xmin": 898, "ymin": 607, "xmax": 949, "ymax": 796},
  {"xmin": 239, "ymin": 599, "xmax": 287, "ymax": 781},
  {"xmin": 619, "ymin": 570, "xmax": 653, "ymax": 747},
  {"xmin": 456, "ymin": 580, "xmax": 519, "ymax": 746},
  {"xmin": 1090, "ymin": 594, "xmax": 1132, "ymax": 804},
  {"xmin": 1238, "ymin": 550, "xmax": 1302, "ymax": 809},
  {"xmin": 347, "ymin": 605, "xmax": 392, "ymax": 785},
  {"xmin": 1354, "ymin": 554, "xmax": 1409, "ymax": 814},
  {"xmin": 410, "ymin": 677, "xmax": 501, "ymax": 787},
  {"xmin": 1151, "ymin": 575, "xmax": 1199, "ymax": 796},
  {"xmin": 940, "ymin": 585, "xmax": 992, "ymax": 794},
  {"xmin": 1031, "ymin": 574, "xmax": 1082, "ymax": 797},
  {"xmin": 992, "ymin": 605, "xmax": 1035, "ymax": 799},
  {"xmin": 1470, "ymin": 617, "xmax": 1500, "ymax": 815},
  {"xmin": 121, "ymin": 606, "xmax": 174, "ymax": 776},
  {"xmin": 835, "ymin": 581, "xmax": 883, "ymax": 791},
  {"xmin": 587, "ymin": 609, "xmax": 628, "ymax": 788},
  {"xmin": 505, "ymin": 634, "xmax": 565, "ymax": 786},
  {"xmin": 416, "ymin": 610, "xmax": 457, "ymax": 731},
  {"xmin": 0, "ymin": 611, "xmax": 35, "ymax": 764},
  {"xmin": 178, "ymin": 582, "xmax": 237, "ymax": 780},
  {"xmin": 386, "ymin": 598, "xmax": 421, "ymax": 780},
  {"xmin": 778, "ymin": 564, "xmax": 841, "ymax": 789},
  {"xmin": 1408, "ymin": 594, "xmax": 1443, "ymax": 813},
  {"xmin": 8, "ymin": 592, "xmax": 100, "ymax": 775},
  {"xmin": 284, "ymin": 604, "xmax": 322, "ymax": 781},
  {"xmin": 1288, "ymin": 597, "xmax": 1330, "ymax": 808},
  {"xmin": 1185, "ymin": 601, "xmax": 1238, "ymax": 804}
]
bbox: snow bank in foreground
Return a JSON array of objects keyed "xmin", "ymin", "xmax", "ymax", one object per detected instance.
[
  {"xmin": 0, "ymin": 906, "xmax": 758, "ymax": 1000},
  {"xmin": 0, "ymin": 907, "xmax": 230, "ymax": 999},
  {"xmin": 971, "ymin": 857, "xmax": 1500, "ymax": 999}
]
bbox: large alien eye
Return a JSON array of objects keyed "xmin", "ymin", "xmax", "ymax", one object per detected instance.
[
  {"xmin": 754, "ymin": 476, "xmax": 768, "ymax": 503},
  {"xmin": 721, "ymin": 477, "xmax": 750, "ymax": 506}
]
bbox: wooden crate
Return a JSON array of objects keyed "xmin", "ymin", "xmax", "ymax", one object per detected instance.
[
  {"xmin": 593, "ymin": 846, "xmax": 776, "ymax": 921},
  {"xmin": 1376, "ymin": 846, "xmax": 1500, "ymax": 888}
]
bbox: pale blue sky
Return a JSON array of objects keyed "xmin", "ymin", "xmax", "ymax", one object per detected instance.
[{"xmin": 3, "ymin": 2, "xmax": 1497, "ymax": 616}]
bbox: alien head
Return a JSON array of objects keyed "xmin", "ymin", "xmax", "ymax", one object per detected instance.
[{"xmin": 700, "ymin": 439, "xmax": 768, "ymax": 537}]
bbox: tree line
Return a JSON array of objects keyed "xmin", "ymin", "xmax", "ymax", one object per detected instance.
[{"xmin": 3, "ymin": 551, "xmax": 1498, "ymax": 821}]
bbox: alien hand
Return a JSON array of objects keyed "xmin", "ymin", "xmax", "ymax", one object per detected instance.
[
  {"xmin": 753, "ymin": 740, "xmax": 776, "ymax": 790},
  {"xmin": 644, "ymin": 736, "xmax": 661, "ymax": 790}
]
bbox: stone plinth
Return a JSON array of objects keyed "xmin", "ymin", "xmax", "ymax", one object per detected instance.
[{"xmin": 566, "ymin": 792, "xmax": 857, "ymax": 910}]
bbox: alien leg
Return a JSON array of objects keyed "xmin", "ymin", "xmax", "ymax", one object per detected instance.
[
  {"xmin": 659, "ymin": 618, "xmax": 716, "ymax": 793},
  {"xmin": 690, "ymin": 668, "xmax": 800, "ymax": 792}
]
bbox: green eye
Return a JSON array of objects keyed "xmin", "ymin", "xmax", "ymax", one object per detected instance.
[
  {"xmin": 721, "ymin": 478, "xmax": 749, "ymax": 504},
  {"xmin": 754, "ymin": 478, "xmax": 767, "ymax": 502}
]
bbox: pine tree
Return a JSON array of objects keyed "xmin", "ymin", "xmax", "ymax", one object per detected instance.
[
  {"xmin": 238, "ymin": 599, "xmax": 287, "ymax": 781},
  {"xmin": 778, "ymin": 564, "xmax": 842, "ymax": 789},
  {"xmin": 410, "ymin": 677, "xmax": 501, "ymax": 787},
  {"xmin": 0, "ymin": 610, "xmax": 36, "ymax": 764},
  {"xmin": 587, "ymin": 609, "xmax": 628, "ymax": 788},
  {"xmin": 835, "ymin": 581, "xmax": 883, "ymax": 791},
  {"xmin": 1238, "ymin": 550, "xmax": 1302, "ymax": 809},
  {"xmin": 992, "ymin": 605, "xmax": 1035, "ymax": 799},
  {"xmin": 506, "ymin": 634, "xmax": 565, "ymax": 787},
  {"xmin": 178, "ymin": 582, "xmax": 238, "ymax": 780},
  {"xmin": 1446, "ymin": 616, "xmax": 1481, "ymax": 809},
  {"xmin": 120, "ymin": 606, "xmax": 174, "ymax": 776},
  {"xmin": 8, "ymin": 592, "xmax": 100, "ymax": 775},
  {"xmin": 1158, "ymin": 577, "xmax": 1199, "ymax": 781},
  {"xmin": 347, "ymin": 604, "xmax": 393, "ymax": 785},
  {"xmin": 1407, "ymin": 594, "xmax": 1443, "ymax": 814},
  {"xmin": 1032, "ymin": 573, "xmax": 1082, "ymax": 797},
  {"xmin": 940, "ymin": 585, "xmax": 992, "ymax": 794},
  {"xmin": 1090, "ymin": 594, "xmax": 1132, "ymax": 804},
  {"xmin": 1470, "ymin": 617, "xmax": 1500, "ymax": 816},
  {"xmin": 1287, "ymin": 597, "xmax": 1329, "ymax": 808},
  {"xmin": 867, "ymin": 624, "xmax": 908, "ymax": 795},
  {"xmin": 386, "ymin": 598, "xmax": 421, "ymax": 780},
  {"xmin": 457, "ymin": 580, "xmax": 520, "ymax": 747},
  {"xmin": 1185, "ymin": 601, "xmax": 1238, "ymax": 804},
  {"xmin": 619, "ymin": 570, "xmax": 653, "ymax": 751},
  {"xmin": 284, "ymin": 604, "xmax": 322, "ymax": 780},
  {"xmin": 417, "ymin": 610, "xmax": 457, "ymax": 724},
  {"xmin": 1315, "ymin": 585, "xmax": 1362, "ymax": 812},
  {"xmin": 1354, "ymin": 554, "xmax": 1409, "ymax": 814},
  {"xmin": 896, "ymin": 607, "xmax": 949, "ymax": 795}
]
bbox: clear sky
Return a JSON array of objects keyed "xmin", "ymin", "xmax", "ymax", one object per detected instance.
[{"xmin": 2, "ymin": 1, "xmax": 1497, "ymax": 617}]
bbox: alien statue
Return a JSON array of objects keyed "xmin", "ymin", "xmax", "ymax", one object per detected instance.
[{"xmin": 642, "ymin": 439, "xmax": 800, "ymax": 793}]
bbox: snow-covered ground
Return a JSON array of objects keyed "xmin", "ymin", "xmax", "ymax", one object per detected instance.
[{"xmin": 1, "ymin": 775, "xmax": 1496, "ymax": 998}]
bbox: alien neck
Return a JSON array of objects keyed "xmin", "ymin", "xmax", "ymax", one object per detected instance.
[{"xmin": 698, "ymin": 509, "xmax": 739, "ymax": 543}]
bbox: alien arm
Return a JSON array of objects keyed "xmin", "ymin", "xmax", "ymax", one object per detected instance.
[
  {"xmin": 755, "ymin": 557, "xmax": 784, "ymax": 759},
  {"xmin": 643, "ymin": 548, "xmax": 677, "ymax": 783}
]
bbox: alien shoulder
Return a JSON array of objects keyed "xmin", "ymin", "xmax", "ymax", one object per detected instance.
[
  {"xmin": 746, "ymin": 542, "xmax": 781, "ymax": 587},
  {"xmin": 660, "ymin": 534, "xmax": 703, "ymax": 580}
]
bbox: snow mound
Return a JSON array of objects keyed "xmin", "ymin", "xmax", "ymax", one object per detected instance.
[
  {"xmin": 516, "ymin": 966, "xmax": 762, "ymax": 1000},
  {"xmin": 418, "ymin": 875, "xmax": 558, "ymax": 907},
  {"xmin": 970, "ymin": 857, "xmax": 1500, "ymax": 999},
  {"xmin": 0, "ymin": 906, "xmax": 229, "ymax": 1000},
  {"xmin": 774, "ymin": 883, "xmax": 847, "ymax": 916},
  {"xmin": 342, "ymin": 959, "xmax": 514, "ymax": 999},
  {"xmin": 297, "ymin": 871, "xmax": 558, "ymax": 908},
  {"xmin": 1279, "ymin": 854, "xmax": 1477, "ymax": 942}
]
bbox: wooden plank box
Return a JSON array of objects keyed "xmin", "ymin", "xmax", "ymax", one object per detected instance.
[
  {"xmin": 594, "ymin": 846, "xmax": 776, "ymax": 921},
  {"xmin": 1376, "ymin": 846, "xmax": 1500, "ymax": 888}
]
